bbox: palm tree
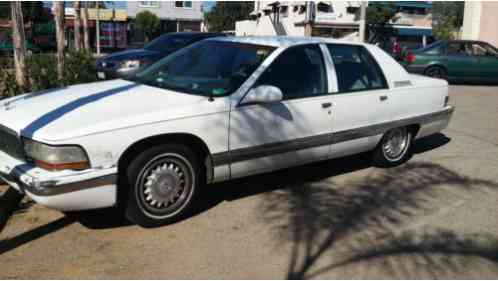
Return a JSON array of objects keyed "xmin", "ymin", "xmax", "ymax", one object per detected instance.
[
  {"xmin": 10, "ymin": 1, "xmax": 28, "ymax": 89},
  {"xmin": 74, "ymin": 1, "xmax": 82, "ymax": 51},
  {"xmin": 54, "ymin": 1, "xmax": 65, "ymax": 81},
  {"xmin": 82, "ymin": 1, "xmax": 90, "ymax": 51}
]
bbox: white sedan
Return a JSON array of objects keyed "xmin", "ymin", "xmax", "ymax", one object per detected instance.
[{"xmin": 0, "ymin": 36, "xmax": 453, "ymax": 227}]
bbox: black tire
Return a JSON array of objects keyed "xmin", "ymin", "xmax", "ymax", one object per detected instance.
[
  {"xmin": 372, "ymin": 127, "xmax": 413, "ymax": 168},
  {"xmin": 124, "ymin": 143, "xmax": 201, "ymax": 227},
  {"xmin": 424, "ymin": 66, "xmax": 447, "ymax": 80},
  {"xmin": 0, "ymin": 187, "xmax": 24, "ymax": 233}
]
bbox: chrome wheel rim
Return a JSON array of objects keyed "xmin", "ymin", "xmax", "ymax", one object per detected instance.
[
  {"xmin": 135, "ymin": 153, "xmax": 195, "ymax": 219},
  {"xmin": 427, "ymin": 68, "xmax": 443, "ymax": 78},
  {"xmin": 382, "ymin": 128, "xmax": 409, "ymax": 162}
]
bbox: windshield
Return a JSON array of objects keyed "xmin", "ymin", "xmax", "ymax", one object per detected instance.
[
  {"xmin": 143, "ymin": 35, "xmax": 192, "ymax": 52},
  {"xmin": 480, "ymin": 42, "xmax": 498, "ymax": 56},
  {"xmin": 129, "ymin": 41, "xmax": 275, "ymax": 97},
  {"xmin": 419, "ymin": 41, "xmax": 443, "ymax": 52}
]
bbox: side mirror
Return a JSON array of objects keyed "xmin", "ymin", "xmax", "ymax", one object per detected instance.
[{"xmin": 241, "ymin": 85, "xmax": 283, "ymax": 105}]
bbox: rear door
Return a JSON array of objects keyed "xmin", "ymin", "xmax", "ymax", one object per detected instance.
[{"xmin": 325, "ymin": 44, "xmax": 392, "ymax": 159}]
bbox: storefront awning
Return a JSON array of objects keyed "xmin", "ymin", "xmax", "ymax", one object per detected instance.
[{"xmin": 395, "ymin": 26, "xmax": 432, "ymax": 36}]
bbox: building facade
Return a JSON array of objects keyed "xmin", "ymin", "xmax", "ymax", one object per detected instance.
[
  {"xmin": 236, "ymin": 1, "xmax": 362, "ymax": 40},
  {"xmin": 127, "ymin": 1, "xmax": 203, "ymax": 44},
  {"xmin": 462, "ymin": 1, "xmax": 498, "ymax": 47},
  {"xmin": 388, "ymin": 1, "xmax": 433, "ymax": 50}
]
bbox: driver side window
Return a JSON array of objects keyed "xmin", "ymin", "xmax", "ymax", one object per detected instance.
[{"xmin": 254, "ymin": 44, "xmax": 328, "ymax": 100}]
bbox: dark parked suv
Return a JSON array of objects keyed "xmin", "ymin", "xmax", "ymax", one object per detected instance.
[{"xmin": 96, "ymin": 32, "xmax": 225, "ymax": 79}]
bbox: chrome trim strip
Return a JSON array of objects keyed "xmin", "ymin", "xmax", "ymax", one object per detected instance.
[
  {"xmin": 0, "ymin": 170, "xmax": 117, "ymax": 196},
  {"xmin": 394, "ymin": 80, "xmax": 413, "ymax": 87},
  {"xmin": 213, "ymin": 107, "xmax": 454, "ymax": 166}
]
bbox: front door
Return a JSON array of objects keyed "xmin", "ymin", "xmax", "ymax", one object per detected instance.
[
  {"xmin": 229, "ymin": 44, "xmax": 333, "ymax": 179},
  {"xmin": 471, "ymin": 42, "xmax": 498, "ymax": 82}
]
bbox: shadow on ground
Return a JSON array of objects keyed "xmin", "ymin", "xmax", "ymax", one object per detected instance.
[{"xmin": 258, "ymin": 161, "xmax": 498, "ymax": 279}]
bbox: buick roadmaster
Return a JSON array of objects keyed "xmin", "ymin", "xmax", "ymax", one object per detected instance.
[{"xmin": 0, "ymin": 37, "xmax": 454, "ymax": 227}]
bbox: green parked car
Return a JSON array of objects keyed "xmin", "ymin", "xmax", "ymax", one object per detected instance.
[{"xmin": 403, "ymin": 40, "xmax": 498, "ymax": 82}]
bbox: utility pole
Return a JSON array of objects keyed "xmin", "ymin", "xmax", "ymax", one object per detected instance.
[
  {"xmin": 359, "ymin": 1, "xmax": 367, "ymax": 43},
  {"xmin": 96, "ymin": 2, "xmax": 100, "ymax": 55}
]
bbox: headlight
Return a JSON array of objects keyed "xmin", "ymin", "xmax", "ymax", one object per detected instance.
[
  {"xmin": 23, "ymin": 138, "xmax": 90, "ymax": 171},
  {"xmin": 120, "ymin": 60, "xmax": 141, "ymax": 70}
]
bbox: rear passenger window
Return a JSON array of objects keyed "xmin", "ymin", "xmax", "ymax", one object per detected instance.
[{"xmin": 327, "ymin": 45, "xmax": 387, "ymax": 93}]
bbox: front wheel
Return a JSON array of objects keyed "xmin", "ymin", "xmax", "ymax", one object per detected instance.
[
  {"xmin": 124, "ymin": 144, "xmax": 200, "ymax": 227},
  {"xmin": 372, "ymin": 127, "xmax": 412, "ymax": 167},
  {"xmin": 424, "ymin": 66, "xmax": 447, "ymax": 80}
]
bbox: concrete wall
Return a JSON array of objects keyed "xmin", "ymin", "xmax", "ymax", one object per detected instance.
[
  {"xmin": 127, "ymin": 1, "xmax": 203, "ymax": 21},
  {"xmin": 462, "ymin": 2, "xmax": 482, "ymax": 41},
  {"xmin": 478, "ymin": 2, "xmax": 498, "ymax": 47},
  {"xmin": 462, "ymin": 1, "xmax": 498, "ymax": 47}
]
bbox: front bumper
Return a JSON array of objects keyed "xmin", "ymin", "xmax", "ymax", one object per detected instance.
[{"xmin": 0, "ymin": 150, "xmax": 117, "ymax": 211}]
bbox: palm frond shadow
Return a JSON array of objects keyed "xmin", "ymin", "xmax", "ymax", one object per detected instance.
[{"xmin": 259, "ymin": 162, "xmax": 498, "ymax": 279}]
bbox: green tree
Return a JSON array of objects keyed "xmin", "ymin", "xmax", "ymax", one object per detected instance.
[
  {"xmin": 134, "ymin": 10, "xmax": 160, "ymax": 42},
  {"xmin": 432, "ymin": 2, "xmax": 465, "ymax": 40},
  {"xmin": 0, "ymin": 2, "xmax": 45, "ymax": 22},
  {"xmin": 1, "ymin": 2, "xmax": 48, "ymax": 42},
  {"xmin": 365, "ymin": 3, "xmax": 399, "ymax": 47},
  {"xmin": 205, "ymin": 1, "xmax": 254, "ymax": 32}
]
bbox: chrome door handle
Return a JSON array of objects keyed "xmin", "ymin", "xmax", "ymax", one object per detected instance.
[
  {"xmin": 322, "ymin": 102, "xmax": 332, "ymax": 108},
  {"xmin": 379, "ymin": 95, "xmax": 388, "ymax": 101}
]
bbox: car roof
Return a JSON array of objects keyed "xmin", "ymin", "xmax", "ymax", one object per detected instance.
[
  {"xmin": 206, "ymin": 36, "xmax": 367, "ymax": 48},
  {"xmin": 161, "ymin": 32, "xmax": 225, "ymax": 38},
  {"xmin": 443, "ymin": 39, "xmax": 489, "ymax": 44}
]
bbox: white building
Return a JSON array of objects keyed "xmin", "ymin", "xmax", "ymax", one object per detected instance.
[
  {"xmin": 462, "ymin": 1, "xmax": 498, "ymax": 47},
  {"xmin": 236, "ymin": 1, "xmax": 361, "ymax": 40}
]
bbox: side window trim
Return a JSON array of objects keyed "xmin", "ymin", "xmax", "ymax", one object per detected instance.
[
  {"xmin": 319, "ymin": 43, "xmax": 339, "ymax": 94},
  {"xmin": 326, "ymin": 44, "xmax": 389, "ymax": 95}
]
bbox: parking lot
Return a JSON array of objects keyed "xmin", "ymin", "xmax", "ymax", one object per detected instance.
[{"xmin": 1, "ymin": 85, "xmax": 497, "ymax": 279}]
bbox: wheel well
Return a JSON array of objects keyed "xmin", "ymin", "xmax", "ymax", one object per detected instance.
[
  {"xmin": 116, "ymin": 133, "xmax": 213, "ymax": 204},
  {"xmin": 425, "ymin": 64, "xmax": 447, "ymax": 74},
  {"xmin": 407, "ymin": 124, "xmax": 421, "ymax": 139}
]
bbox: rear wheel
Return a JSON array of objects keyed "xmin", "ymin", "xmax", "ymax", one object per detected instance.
[
  {"xmin": 373, "ymin": 127, "xmax": 412, "ymax": 167},
  {"xmin": 424, "ymin": 66, "xmax": 447, "ymax": 80},
  {"xmin": 124, "ymin": 144, "xmax": 200, "ymax": 227}
]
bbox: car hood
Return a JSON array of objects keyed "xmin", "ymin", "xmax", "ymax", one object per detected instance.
[
  {"xmin": 0, "ymin": 79, "xmax": 229, "ymax": 142},
  {"xmin": 100, "ymin": 48, "xmax": 164, "ymax": 62}
]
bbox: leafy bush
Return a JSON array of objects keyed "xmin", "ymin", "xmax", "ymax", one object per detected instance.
[
  {"xmin": 0, "ymin": 50, "xmax": 97, "ymax": 98},
  {"xmin": 26, "ymin": 53, "xmax": 58, "ymax": 92},
  {"xmin": 63, "ymin": 50, "xmax": 97, "ymax": 85},
  {"xmin": 0, "ymin": 68, "xmax": 23, "ymax": 98}
]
